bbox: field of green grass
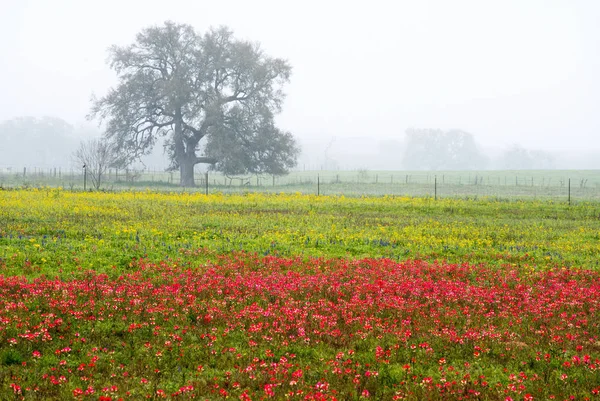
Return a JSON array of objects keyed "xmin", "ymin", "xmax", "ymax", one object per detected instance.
[{"xmin": 1, "ymin": 169, "xmax": 600, "ymax": 200}]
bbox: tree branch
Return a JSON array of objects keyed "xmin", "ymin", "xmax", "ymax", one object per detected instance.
[{"xmin": 195, "ymin": 156, "xmax": 217, "ymax": 165}]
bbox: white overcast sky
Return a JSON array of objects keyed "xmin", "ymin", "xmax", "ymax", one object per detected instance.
[{"xmin": 1, "ymin": 0, "xmax": 599, "ymax": 151}]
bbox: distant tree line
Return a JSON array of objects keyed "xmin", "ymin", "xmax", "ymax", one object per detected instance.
[
  {"xmin": 0, "ymin": 117, "xmax": 562, "ymax": 177},
  {"xmin": 0, "ymin": 116, "xmax": 79, "ymax": 167},
  {"xmin": 402, "ymin": 128, "xmax": 487, "ymax": 170},
  {"xmin": 401, "ymin": 128, "xmax": 556, "ymax": 170}
]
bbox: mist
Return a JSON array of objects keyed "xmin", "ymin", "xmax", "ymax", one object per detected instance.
[{"xmin": 1, "ymin": 0, "xmax": 600, "ymax": 171}]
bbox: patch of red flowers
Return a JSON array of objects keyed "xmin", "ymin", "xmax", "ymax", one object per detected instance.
[{"xmin": 0, "ymin": 253, "xmax": 599, "ymax": 399}]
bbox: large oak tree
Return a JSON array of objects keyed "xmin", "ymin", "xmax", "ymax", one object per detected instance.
[{"xmin": 89, "ymin": 22, "xmax": 298, "ymax": 186}]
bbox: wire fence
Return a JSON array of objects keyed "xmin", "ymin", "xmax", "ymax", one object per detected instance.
[{"xmin": 1, "ymin": 166, "xmax": 599, "ymax": 202}]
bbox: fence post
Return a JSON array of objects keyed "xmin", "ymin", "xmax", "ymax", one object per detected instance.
[
  {"xmin": 83, "ymin": 165, "xmax": 87, "ymax": 191},
  {"xmin": 568, "ymin": 178, "xmax": 571, "ymax": 206},
  {"xmin": 205, "ymin": 172, "xmax": 209, "ymax": 195},
  {"xmin": 317, "ymin": 174, "xmax": 320, "ymax": 196},
  {"xmin": 434, "ymin": 175, "xmax": 437, "ymax": 200}
]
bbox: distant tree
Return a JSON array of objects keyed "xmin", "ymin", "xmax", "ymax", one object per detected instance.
[
  {"xmin": 402, "ymin": 128, "xmax": 487, "ymax": 170},
  {"xmin": 529, "ymin": 150, "xmax": 556, "ymax": 169},
  {"xmin": 500, "ymin": 144, "xmax": 555, "ymax": 170},
  {"xmin": 72, "ymin": 138, "xmax": 123, "ymax": 190},
  {"xmin": 89, "ymin": 21, "xmax": 298, "ymax": 186},
  {"xmin": 0, "ymin": 116, "xmax": 79, "ymax": 167},
  {"xmin": 500, "ymin": 144, "xmax": 532, "ymax": 169}
]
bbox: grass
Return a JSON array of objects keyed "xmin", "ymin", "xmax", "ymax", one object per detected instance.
[{"xmin": 1, "ymin": 169, "xmax": 600, "ymax": 200}]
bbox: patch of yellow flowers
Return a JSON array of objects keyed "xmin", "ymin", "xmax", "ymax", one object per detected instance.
[{"xmin": 1, "ymin": 189, "xmax": 600, "ymax": 273}]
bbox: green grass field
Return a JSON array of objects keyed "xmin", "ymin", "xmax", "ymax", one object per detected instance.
[{"xmin": 1, "ymin": 169, "xmax": 599, "ymax": 200}]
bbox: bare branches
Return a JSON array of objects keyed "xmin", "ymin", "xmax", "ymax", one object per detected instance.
[{"xmin": 72, "ymin": 138, "xmax": 124, "ymax": 190}]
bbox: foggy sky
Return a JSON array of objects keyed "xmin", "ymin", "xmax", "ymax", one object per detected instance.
[{"xmin": 1, "ymin": 0, "xmax": 599, "ymax": 153}]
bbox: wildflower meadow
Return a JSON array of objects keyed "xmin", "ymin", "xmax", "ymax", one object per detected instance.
[{"xmin": 1, "ymin": 189, "xmax": 599, "ymax": 400}]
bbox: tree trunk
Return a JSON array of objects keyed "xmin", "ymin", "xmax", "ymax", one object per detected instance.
[
  {"xmin": 180, "ymin": 157, "xmax": 196, "ymax": 187},
  {"xmin": 173, "ymin": 107, "xmax": 216, "ymax": 186},
  {"xmin": 173, "ymin": 107, "xmax": 196, "ymax": 187}
]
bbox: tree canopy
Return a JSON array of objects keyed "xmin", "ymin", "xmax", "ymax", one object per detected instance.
[
  {"xmin": 89, "ymin": 21, "xmax": 298, "ymax": 186},
  {"xmin": 0, "ymin": 116, "xmax": 79, "ymax": 167},
  {"xmin": 500, "ymin": 144, "xmax": 556, "ymax": 170},
  {"xmin": 402, "ymin": 128, "xmax": 488, "ymax": 170}
]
